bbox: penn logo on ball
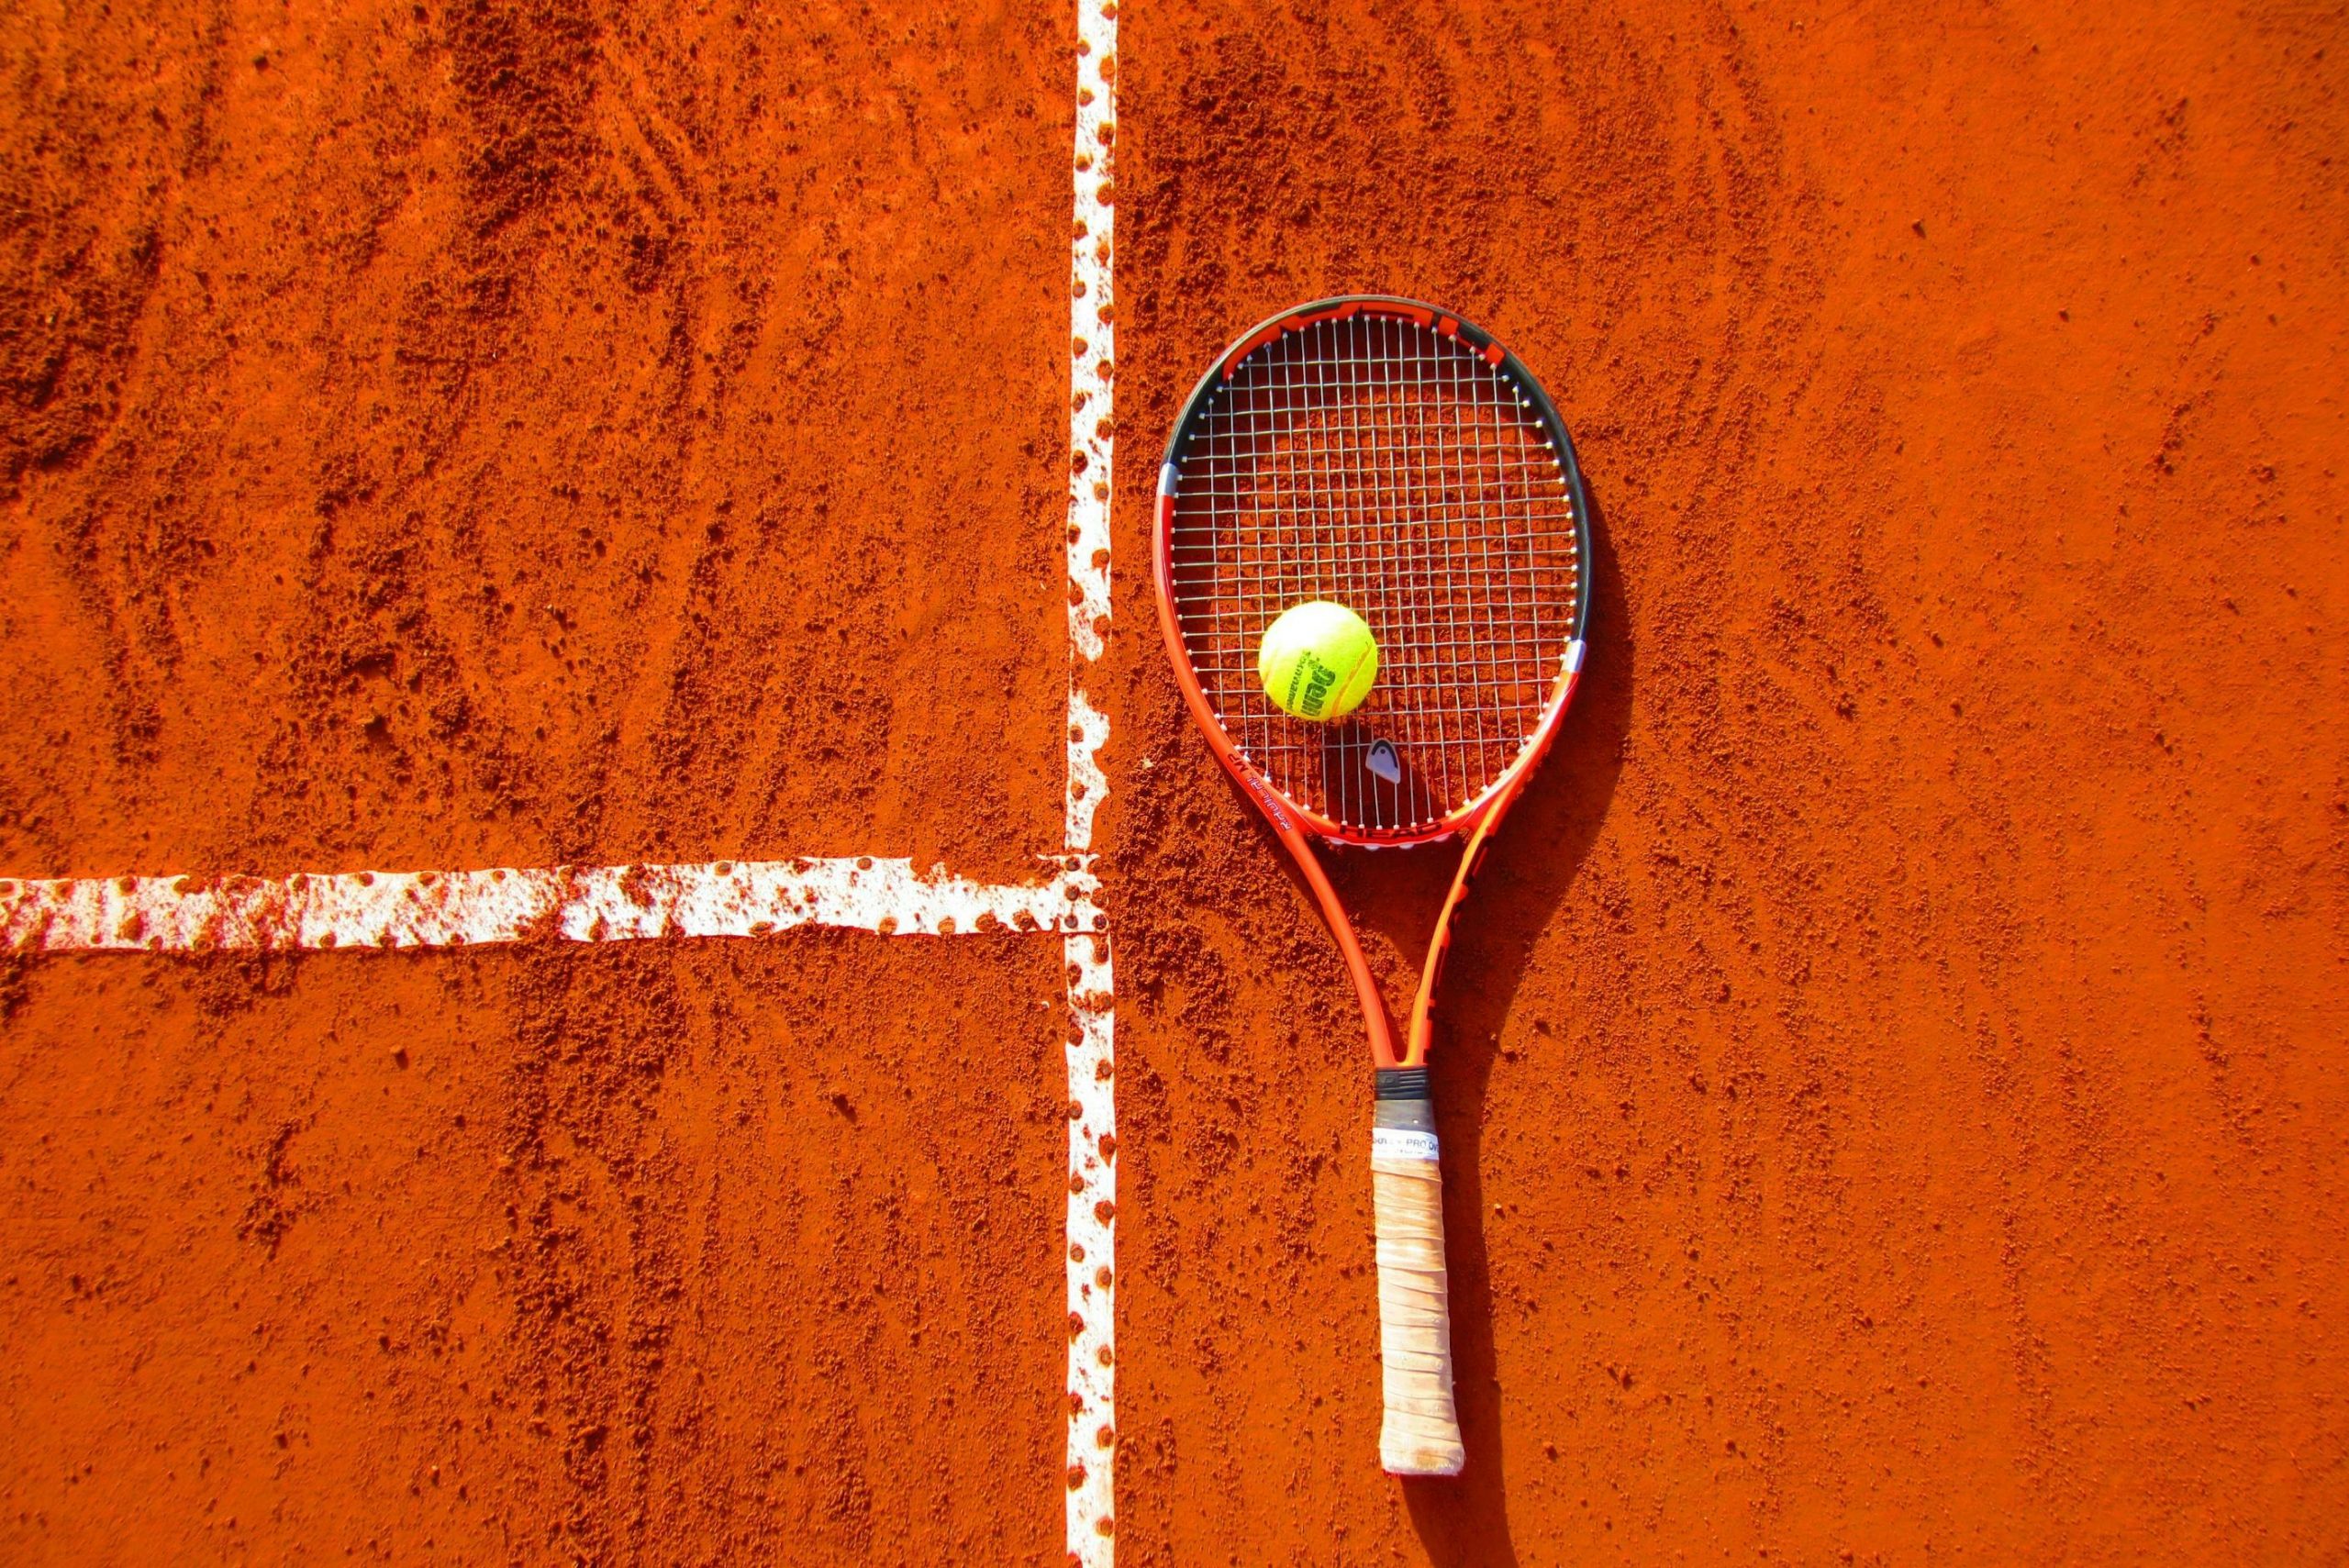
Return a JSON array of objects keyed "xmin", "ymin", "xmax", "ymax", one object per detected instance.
[{"xmin": 1259, "ymin": 600, "xmax": 1379, "ymax": 721}]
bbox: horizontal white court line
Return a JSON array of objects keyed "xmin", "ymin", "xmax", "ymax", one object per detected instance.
[{"xmin": 0, "ymin": 857, "xmax": 1105, "ymax": 954}]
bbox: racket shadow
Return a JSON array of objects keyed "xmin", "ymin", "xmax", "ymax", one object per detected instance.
[{"xmin": 1326, "ymin": 484, "xmax": 1631, "ymax": 1562}]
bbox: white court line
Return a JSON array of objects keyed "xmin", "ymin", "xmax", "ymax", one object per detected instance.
[
  {"xmin": 0, "ymin": 859, "xmax": 1099, "ymax": 952},
  {"xmin": 1061, "ymin": 0, "xmax": 1119, "ymax": 1550},
  {"xmin": 0, "ymin": 5, "xmax": 1120, "ymax": 1560}
]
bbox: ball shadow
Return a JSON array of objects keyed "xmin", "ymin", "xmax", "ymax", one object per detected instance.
[{"xmin": 1322, "ymin": 484, "xmax": 1632, "ymax": 1564}]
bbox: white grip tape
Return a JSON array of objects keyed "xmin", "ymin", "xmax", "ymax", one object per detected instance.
[{"xmin": 1371, "ymin": 1129, "xmax": 1464, "ymax": 1475}]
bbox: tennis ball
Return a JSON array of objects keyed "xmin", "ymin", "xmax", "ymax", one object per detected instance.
[{"xmin": 1259, "ymin": 600, "xmax": 1379, "ymax": 721}]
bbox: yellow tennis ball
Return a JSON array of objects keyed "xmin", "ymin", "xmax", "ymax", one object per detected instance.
[{"xmin": 1259, "ymin": 600, "xmax": 1379, "ymax": 721}]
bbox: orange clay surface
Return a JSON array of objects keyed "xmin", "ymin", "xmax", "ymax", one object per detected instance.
[{"xmin": 2, "ymin": 0, "xmax": 2344, "ymax": 1562}]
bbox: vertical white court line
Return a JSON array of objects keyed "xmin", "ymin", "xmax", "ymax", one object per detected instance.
[{"xmin": 1062, "ymin": 0, "xmax": 1118, "ymax": 1557}]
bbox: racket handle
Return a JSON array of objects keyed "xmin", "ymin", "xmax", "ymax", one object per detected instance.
[{"xmin": 1372, "ymin": 1087, "xmax": 1464, "ymax": 1475}]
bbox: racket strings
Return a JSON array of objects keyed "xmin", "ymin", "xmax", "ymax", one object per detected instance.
[{"xmin": 1167, "ymin": 316, "xmax": 1581, "ymax": 835}]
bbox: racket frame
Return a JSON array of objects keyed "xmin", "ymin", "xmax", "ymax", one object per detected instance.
[{"xmin": 1152, "ymin": 295, "xmax": 1593, "ymax": 1070}]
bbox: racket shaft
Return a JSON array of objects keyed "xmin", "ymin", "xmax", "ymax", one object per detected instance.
[{"xmin": 1372, "ymin": 1094, "xmax": 1464, "ymax": 1474}]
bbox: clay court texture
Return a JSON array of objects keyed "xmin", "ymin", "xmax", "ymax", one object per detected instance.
[{"xmin": 0, "ymin": 0, "xmax": 2343, "ymax": 1561}]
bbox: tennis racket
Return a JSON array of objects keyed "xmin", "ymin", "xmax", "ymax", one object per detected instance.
[{"xmin": 1152, "ymin": 295, "xmax": 1592, "ymax": 1476}]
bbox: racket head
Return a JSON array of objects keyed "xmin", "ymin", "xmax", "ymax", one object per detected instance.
[{"xmin": 1153, "ymin": 295, "xmax": 1593, "ymax": 847}]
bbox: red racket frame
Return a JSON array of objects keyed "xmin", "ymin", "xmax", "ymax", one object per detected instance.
[{"xmin": 1152, "ymin": 295, "xmax": 1593, "ymax": 1070}]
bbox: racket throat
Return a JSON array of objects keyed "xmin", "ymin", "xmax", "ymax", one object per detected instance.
[{"xmin": 1397, "ymin": 807, "xmax": 1498, "ymax": 1068}]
